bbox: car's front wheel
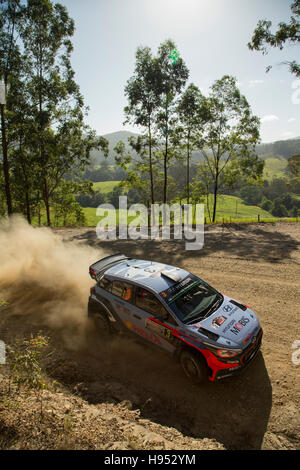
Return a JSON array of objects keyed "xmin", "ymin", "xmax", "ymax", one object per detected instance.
[{"xmin": 180, "ymin": 349, "xmax": 208, "ymax": 384}]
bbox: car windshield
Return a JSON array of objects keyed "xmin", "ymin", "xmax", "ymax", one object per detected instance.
[{"xmin": 167, "ymin": 280, "xmax": 223, "ymax": 324}]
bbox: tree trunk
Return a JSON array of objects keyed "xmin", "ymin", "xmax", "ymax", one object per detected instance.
[
  {"xmin": 163, "ymin": 100, "xmax": 169, "ymax": 205},
  {"xmin": 43, "ymin": 180, "xmax": 51, "ymax": 226},
  {"xmin": 186, "ymin": 130, "xmax": 190, "ymax": 205},
  {"xmin": 163, "ymin": 135, "xmax": 168, "ymax": 204},
  {"xmin": 0, "ymin": 103, "xmax": 12, "ymax": 215},
  {"xmin": 148, "ymin": 122, "xmax": 154, "ymax": 205},
  {"xmin": 25, "ymin": 189, "xmax": 31, "ymax": 224},
  {"xmin": 212, "ymin": 174, "xmax": 219, "ymax": 223}
]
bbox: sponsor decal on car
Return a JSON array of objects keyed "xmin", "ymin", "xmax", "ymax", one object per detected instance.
[
  {"xmin": 211, "ymin": 315, "xmax": 227, "ymax": 329},
  {"xmin": 222, "ymin": 304, "xmax": 234, "ymax": 313},
  {"xmin": 230, "ymin": 316, "xmax": 250, "ymax": 335},
  {"xmin": 160, "ymin": 275, "xmax": 199, "ymax": 303},
  {"xmin": 222, "ymin": 319, "xmax": 235, "ymax": 334},
  {"xmin": 133, "ymin": 323, "xmax": 161, "ymax": 345}
]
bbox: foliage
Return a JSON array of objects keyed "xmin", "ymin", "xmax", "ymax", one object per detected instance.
[
  {"xmin": 6, "ymin": 334, "xmax": 50, "ymax": 418},
  {"xmin": 286, "ymin": 154, "xmax": 300, "ymax": 180},
  {"xmin": 195, "ymin": 75, "xmax": 262, "ymax": 222},
  {"xmin": 0, "ymin": 0, "xmax": 108, "ymax": 225},
  {"xmin": 248, "ymin": 0, "xmax": 300, "ymax": 76}
]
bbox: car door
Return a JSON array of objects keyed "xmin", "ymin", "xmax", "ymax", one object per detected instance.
[
  {"xmin": 109, "ymin": 280, "xmax": 135, "ymax": 327},
  {"xmin": 131, "ymin": 286, "xmax": 179, "ymax": 353}
]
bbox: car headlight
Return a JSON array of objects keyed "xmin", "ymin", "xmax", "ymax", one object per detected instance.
[
  {"xmin": 203, "ymin": 342, "xmax": 242, "ymax": 358},
  {"xmin": 217, "ymin": 348, "xmax": 242, "ymax": 358}
]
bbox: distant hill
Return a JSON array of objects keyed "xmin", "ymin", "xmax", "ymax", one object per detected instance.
[
  {"xmin": 90, "ymin": 130, "xmax": 139, "ymax": 165},
  {"xmin": 256, "ymin": 137, "xmax": 300, "ymax": 160},
  {"xmin": 91, "ymin": 130, "xmax": 300, "ymax": 171}
]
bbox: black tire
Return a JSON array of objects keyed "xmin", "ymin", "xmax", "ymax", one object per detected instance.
[
  {"xmin": 180, "ymin": 349, "xmax": 208, "ymax": 384},
  {"xmin": 92, "ymin": 311, "xmax": 112, "ymax": 335}
]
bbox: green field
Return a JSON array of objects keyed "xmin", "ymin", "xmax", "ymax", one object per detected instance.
[
  {"xmin": 263, "ymin": 157, "xmax": 287, "ymax": 180},
  {"xmin": 204, "ymin": 194, "xmax": 273, "ymax": 221},
  {"xmin": 82, "ymin": 193, "xmax": 275, "ymax": 225},
  {"xmin": 93, "ymin": 180, "xmax": 121, "ymax": 193},
  {"xmin": 83, "ymin": 207, "xmax": 137, "ymax": 226}
]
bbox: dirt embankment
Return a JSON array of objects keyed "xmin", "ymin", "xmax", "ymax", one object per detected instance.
[{"xmin": 0, "ymin": 217, "xmax": 299, "ymax": 449}]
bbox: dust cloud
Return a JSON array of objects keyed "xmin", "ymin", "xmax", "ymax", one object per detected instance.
[{"xmin": 0, "ymin": 216, "xmax": 108, "ymax": 348}]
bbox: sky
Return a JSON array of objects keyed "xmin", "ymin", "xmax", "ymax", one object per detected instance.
[{"xmin": 59, "ymin": 0, "xmax": 299, "ymax": 143}]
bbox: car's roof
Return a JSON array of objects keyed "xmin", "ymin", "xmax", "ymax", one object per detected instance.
[{"xmin": 104, "ymin": 259, "xmax": 190, "ymax": 293}]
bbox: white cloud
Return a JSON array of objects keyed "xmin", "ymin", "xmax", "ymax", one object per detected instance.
[
  {"xmin": 261, "ymin": 115, "xmax": 279, "ymax": 123},
  {"xmin": 288, "ymin": 117, "xmax": 296, "ymax": 123}
]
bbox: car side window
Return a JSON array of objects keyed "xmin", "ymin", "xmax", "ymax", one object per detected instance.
[
  {"xmin": 135, "ymin": 287, "xmax": 174, "ymax": 322},
  {"xmin": 163, "ymin": 313, "xmax": 178, "ymax": 326},
  {"xmin": 98, "ymin": 276, "xmax": 112, "ymax": 292},
  {"xmin": 111, "ymin": 281, "xmax": 133, "ymax": 302}
]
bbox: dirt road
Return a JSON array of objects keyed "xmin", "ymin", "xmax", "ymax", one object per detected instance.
[{"xmin": 1, "ymin": 221, "xmax": 299, "ymax": 449}]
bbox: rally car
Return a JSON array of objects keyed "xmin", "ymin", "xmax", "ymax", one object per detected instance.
[{"xmin": 88, "ymin": 254, "xmax": 263, "ymax": 383}]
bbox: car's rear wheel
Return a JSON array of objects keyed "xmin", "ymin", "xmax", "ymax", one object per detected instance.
[
  {"xmin": 92, "ymin": 311, "xmax": 112, "ymax": 335},
  {"xmin": 180, "ymin": 349, "xmax": 208, "ymax": 384}
]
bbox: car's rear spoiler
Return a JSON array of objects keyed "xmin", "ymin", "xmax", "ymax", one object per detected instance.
[{"xmin": 89, "ymin": 253, "xmax": 128, "ymax": 281}]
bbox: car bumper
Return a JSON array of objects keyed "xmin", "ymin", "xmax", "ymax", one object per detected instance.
[{"xmin": 207, "ymin": 328, "xmax": 263, "ymax": 381}]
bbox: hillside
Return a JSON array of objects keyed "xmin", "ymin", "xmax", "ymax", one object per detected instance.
[
  {"xmin": 81, "ymin": 188, "xmax": 274, "ymax": 226},
  {"xmin": 0, "ymin": 369, "xmax": 224, "ymax": 450},
  {"xmin": 90, "ymin": 130, "xmax": 139, "ymax": 165},
  {"xmin": 263, "ymin": 157, "xmax": 287, "ymax": 181},
  {"xmin": 91, "ymin": 131, "xmax": 300, "ymax": 169}
]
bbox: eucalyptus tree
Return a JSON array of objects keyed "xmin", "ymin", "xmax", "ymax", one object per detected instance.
[
  {"xmin": 155, "ymin": 40, "xmax": 189, "ymax": 204},
  {"xmin": 177, "ymin": 83, "xmax": 208, "ymax": 204},
  {"xmin": 248, "ymin": 0, "xmax": 300, "ymax": 77},
  {"xmin": 0, "ymin": 0, "xmax": 25, "ymax": 215},
  {"xmin": 8, "ymin": 78, "xmax": 38, "ymax": 223},
  {"xmin": 20, "ymin": 0, "xmax": 107, "ymax": 226},
  {"xmin": 124, "ymin": 46, "xmax": 161, "ymax": 205},
  {"xmin": 197, "ymin": 75, "xmax": 262, "ymax": 222},
  {"xmin": 114, "ymin": 135, "xmax": 160, "ymax": 207}
]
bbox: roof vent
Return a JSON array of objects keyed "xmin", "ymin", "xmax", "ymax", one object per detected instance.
[{"xmin": 161, "ymin": 270, "xmax": 181, "ymax": 282}]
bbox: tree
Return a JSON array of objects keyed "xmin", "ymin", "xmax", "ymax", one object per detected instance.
[
  {"xmin": 0, "ymin": 0, "xmax": 25, "ymax": 215},
  {"xmin": 155, "ymin": 39, "xmax": 189, "ymax": 204},
  {"xmin": 177, "ymin": 83, "xmax": 207, "ymax": 204},
  {"xmin": 20, "ymin": 0, "xmax": 107, "ymax": 226},
  {"xmin": 114, "ymin": 137, "xmax": 159, "ymax": 206},
  {"xmin": 260, "ymin": 198, "xmax": 272, "ymax": 212},
  {"xmin": 124, "ymin": 46, "xmax": 161, "ymax": 205},
  {"xmin": 271, "ymin": 197, "xmax": 288, "ymax": 217},
  {"xmin": 51, "ymin": 179, "xmax": 89, "ymax": 226},
  {"xmin": 196, "ymin": 76, "xmax": 262, "ymax": 222},
  {"xmin": 286, "ymin": 154, "xmax": 300, "ymax": 180},
  {"xmin": 248, "ymin": 0, "xmax": 300, "ymax": 76}
]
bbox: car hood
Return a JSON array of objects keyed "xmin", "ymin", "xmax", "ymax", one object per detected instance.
[{"xmin": 187, "ymin": 296, "xmax": 261, "ymax": 348}]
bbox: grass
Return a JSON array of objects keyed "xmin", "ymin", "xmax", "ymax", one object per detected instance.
[
  {"xmin": 82, "ymin": 194, "xmax": 275, "ymax": 226},
  {"xmin": 263, "ymin": 157, "xmax": 287, "ymax": 181},
  {"xmin": 83, "ymin": 207, "xmax": 139, "ymax": 226},
  {"xmin": 28, "ymin": 183, "xmax": 297, "ymax": 227},
  {"xmin": 92, "ymin": 180, "xmax": 121, "ymax": 193},
  {"xmin": 204, "ymin": 194, "xmax": 273, "ymax": 221}
]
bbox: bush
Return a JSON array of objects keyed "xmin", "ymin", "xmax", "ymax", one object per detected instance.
[
  {"xmin": 260, "ymin": 198, "xmax": 272, "ymax": 212},
  {"xmin": 76, "ymin": 191, "xmax": 106, "ymax": 208},
  {"xmin": 240, "ymin": 184, "xmax": 263, "ymax": 205},
  {"xmin": 271, "ymin": 198, "xmax": 288, "ymax": 217},
  {"xmin": 290, "ymin": 206, "xmax": 299, "ymax": 218},
  {"xmin": 6, "ymin": 335, "xmax": 50, "ymax": 419}
]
